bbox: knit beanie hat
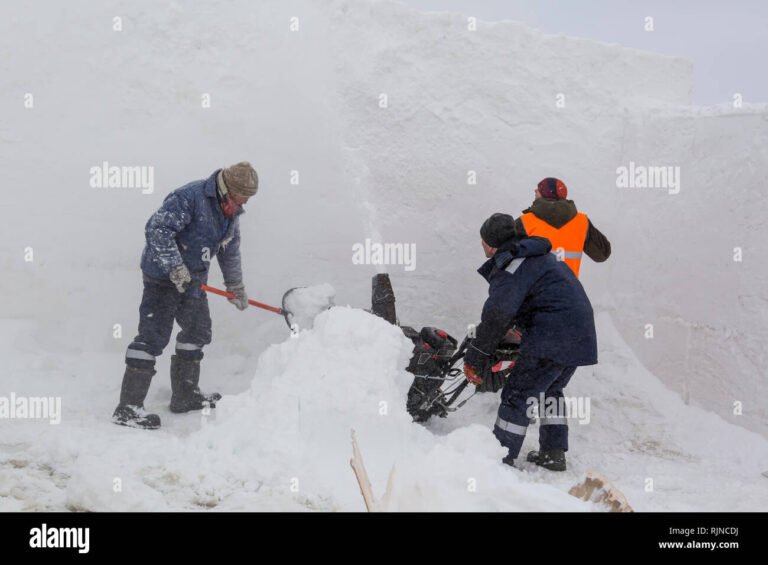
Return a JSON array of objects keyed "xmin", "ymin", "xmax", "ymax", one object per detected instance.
[
  {"xmin": 221, "ymin": 161, "xmax": 259, "ymax": 198},
  {"xmin": 537, "ymin": 177, "xmax": 568, "ymax": 200},
  {"xmin": 480, "ymin": 213, "xmax": 517, "ymax": 248}
]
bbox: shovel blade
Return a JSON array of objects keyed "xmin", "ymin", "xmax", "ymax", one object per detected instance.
[{"xmin": 281, "ymin": 284, "xmax": 335, "ymax": 330}]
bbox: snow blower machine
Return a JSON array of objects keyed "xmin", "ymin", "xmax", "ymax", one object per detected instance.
[{"xmin": 371, "ymin": 273, "xmax": 522, "ymax": 423}]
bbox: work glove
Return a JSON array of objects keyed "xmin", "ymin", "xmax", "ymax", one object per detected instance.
[
  {"xmin": 464, "ymin": 343, "xmax": 491, "ymax": 385},
  {"xmin": 476, "ymin": 366, "xmax": 507, "ymax": 393},
  {"xmin": 463, "ymin": 342, "xmax": 491, "ymax": 385},
  {"xmin": 226, "ymin": 283, "xmax": 249, "ymax": 311},
  {"xmin": 170, "ymin": 264, "xmax": 192, "ymax": 294}
]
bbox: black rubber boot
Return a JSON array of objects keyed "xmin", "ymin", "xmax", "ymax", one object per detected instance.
[
  {"xmin": 526, "ymin": 449, "xmax": 567, "ymax": 471},
  {"xmin": 169, "ymin": 355, "xmax": 222, "ymax": 414},
  {"xmin": 502, "ymin": 454, "xmax": 516, "ymax": 468},
  {"xmin": 112, "ymin": 366, "xmax": 161, "ymax": 430}
]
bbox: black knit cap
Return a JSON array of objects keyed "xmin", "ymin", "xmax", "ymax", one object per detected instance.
[{"xmin": 480, "ymin": 213, "xmax": 517, "ymax": 248}]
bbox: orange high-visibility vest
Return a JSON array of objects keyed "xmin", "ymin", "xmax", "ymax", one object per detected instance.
[{"xmin": 521, "ymin": 212, "xmax": 589, "ymax": 277}]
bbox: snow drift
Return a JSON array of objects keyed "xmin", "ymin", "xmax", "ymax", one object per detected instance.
[
  {"xmin": 2, "ymin": 308, "xmax": 591, "ymax": 511},
  {"xmin": 3, "ymin": 306, "xmax": 767, "ymax": 511}
]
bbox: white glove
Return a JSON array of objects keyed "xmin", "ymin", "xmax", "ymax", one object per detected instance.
[
  {"xmin": 226, "ymin": 283, "xmax": 249, "ymax": 310},
  {"xmin": 170, "ymin": 264, "xmax": 192, "ymax": 293}
]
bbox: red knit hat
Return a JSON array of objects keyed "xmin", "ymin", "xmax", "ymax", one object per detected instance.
[{"xmin": 537, "ymin": 177, "xmax": 568, "ymax": 200}]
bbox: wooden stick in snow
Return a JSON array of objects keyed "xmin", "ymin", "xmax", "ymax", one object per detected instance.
[{"xmin": 350, "ymin": 429, "xmax": 376, "ymax": 512}]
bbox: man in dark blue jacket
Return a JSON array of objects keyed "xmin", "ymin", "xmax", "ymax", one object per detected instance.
[
  {"xmin": 112, "ymin": 162, "xmax": 258, "ymax": 430},
  {"xmin": 463, "ymin": 213, "xmax": 597, "ymax": 470}
]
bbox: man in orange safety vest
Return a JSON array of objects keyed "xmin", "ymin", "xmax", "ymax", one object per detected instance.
[
  {"xmin": 515, "ymin": 177, "xmax": 611, "ymax": 277},
  {"xmin": 509, "ymin": 177, "xmax": 611, "ymax": 470}
]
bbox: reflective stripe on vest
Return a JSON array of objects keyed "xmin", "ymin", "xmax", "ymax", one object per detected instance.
[
  {"xmin": 556, "ymin": 251, "xmax": 583, "ymax": 260},
  {"xmin": 504, "ymin": 257, "xmax": 525, "ymax": 275},
  {"xmin": 520, "ymin": 211, "xmax": 589, "ymax": 278}
]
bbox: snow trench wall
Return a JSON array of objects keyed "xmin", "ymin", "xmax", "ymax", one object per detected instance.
[
  {"xmin": 610, "ymin": 108, "xmax": 768, "ymax": 438},
  {"xmin": 324, "ymin": 0, "xmax": 694, "ymax": 332}
]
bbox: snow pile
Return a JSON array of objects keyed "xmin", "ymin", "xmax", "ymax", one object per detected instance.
[
  {"xmin": 6, "ymin": 307, "xmax": 765, "ymax": 511},
  {"xmin": 183, "ymin": 307, "xmax": 586, "ymax": 511},
  {"xmin": 14, "ymin": 307, "xmax": 588, "ymax": 511}
]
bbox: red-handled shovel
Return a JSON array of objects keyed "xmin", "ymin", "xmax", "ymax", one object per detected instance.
[
  {"xmin": 200, "ymin": 284, "xmax": 334, "ymax": 330},
  {"xmin": 200, "ymin": 284, "xmax": 284, "ymax": 315}
]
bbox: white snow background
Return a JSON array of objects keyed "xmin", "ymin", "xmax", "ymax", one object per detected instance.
[{"xmin": 1, "ymin": 0, "xmax": 767, "ymax": 511}]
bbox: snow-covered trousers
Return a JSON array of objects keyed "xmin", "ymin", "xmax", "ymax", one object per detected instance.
[
  {"xmin": 125, "ymin": 274, "xmax": 212, "ymax": 369},
  {"xmin": 493, "ymin": 353, "xmax": 577, "ymax": 458}
]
